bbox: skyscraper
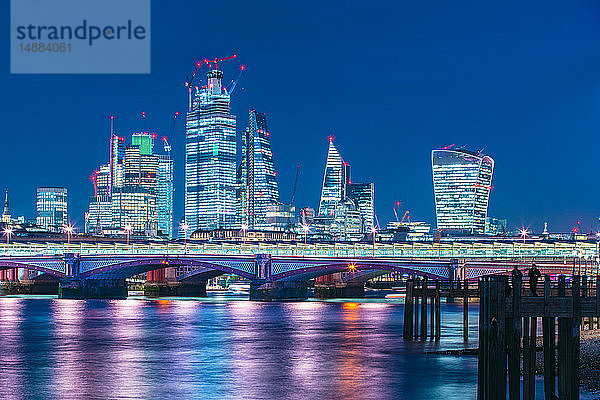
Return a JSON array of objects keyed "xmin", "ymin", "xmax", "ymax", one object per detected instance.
[
  {"xmin": 347, "ymin": 182, "xmax": 375, "ymax": 232},
  {"xmin": 36, "ymin": 187, "xmax": 67, "ymax": 232},
  {"xmin": 431, "ymin": 148, "xmax": 494, "ymax": 235},
  {"xmin": 86, "ymin": 164, "xmax": 112, "ymax": 234},
  {"xmin": 318, "ymin": 138, "xmax": 349, "ymax": 216},
  {"xmin": 157, "ymin": 154, "xmax": 174, "ymax": 238},
  {"xmin": 185, "ymin": 69, "xmax": 237, "ymax": 232},
  {"xmin": 239, "ymin": 110, "xmax": 279, "ymax": 229},
  {"xmin": 109, "ymin": 132, "xmax": 125, "ymax": 195},
  {"xmin": 112, "ymin": 142, "xmax": 159, "ymax": 234}
]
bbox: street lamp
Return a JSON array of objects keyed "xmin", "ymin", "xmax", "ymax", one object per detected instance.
[
  {"xmin": 180, "ymin": 222, "xmax": 189, "ymax": 252},
  {"xmin": 241, "ymin": 223, "xmax": 248, "ymax": 244},
  {"xmin": 124, "ymin": 224, "xmax": 133, "ymax": 247},
  {"xmin": 519, "ymin": 228, "xmax": 529, "ymax": 260},
  {"xmin": 301, "ymin": 224, "xmax": 309, "ymax": 257},
  {"xmin": 63, "ymin": 224, "xmax": 74, "ymax": 245},
  {"xmin": 3, "ymin": 226, "xmax": 14, "ymax": 254},
  {"xmin": 584, "ymin": 254, "xmax": 590, "ymax": 276},
  {"xmin": 371, "ymin": 226, "xmax": 377, "ymax": 257},
  {"xmin": 348, "ymin": 262, "xmax": 357, "ymax": 277}
]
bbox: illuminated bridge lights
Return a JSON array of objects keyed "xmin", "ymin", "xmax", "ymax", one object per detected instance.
[{"xmin": 0, "ymin": 240, "xmax": 597, "ymax": 260}]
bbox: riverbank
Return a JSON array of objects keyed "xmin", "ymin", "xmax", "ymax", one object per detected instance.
[
  {"xmin": 578, "ymin": 330, "xmax": 600, "ymax": 393},
  {"xmin": 530, "ymin": 329, "xmax": 600, "ymax": 394}
]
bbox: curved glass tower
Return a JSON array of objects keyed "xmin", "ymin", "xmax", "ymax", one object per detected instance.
[
  {"xmin": 431, "ymin": 148, "xmax": 494, "ymax": 235},
  {"xmin": 185, "ymin": 69, "xmax": 237, "ymax": 232}
]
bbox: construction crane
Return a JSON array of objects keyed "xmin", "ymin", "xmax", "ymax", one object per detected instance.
[
  {"xmin": 400, "ymin": 210, "xmax": 410, "ymax": 224},
  {"xmin": 161, "ymin": 111, "xmax": 178, "ymax": 157},
  {"xmin": 185, "ymin": 54, "xmax": 238, "ymax": 110},
  {"xmin": 392, "ymin": 201, "xmax": 401, "ymax": 222},
  {"xmin": 205, "ymin": 54, "xmax": 237, "ymax": 70},
  {"xmin": 289, "ymin": 165, "xmax": 300, "ymax": 206},
  {"xmin": 226, "ymin": 64, "xmax": 246, "ymax": 96},
  {"xmin": 185, "ymin": 60, "xmax": 209, "ymax": 111},
  {"xmin": 439, "ymin": 144, "xmax": 455, "ymax": 150}
]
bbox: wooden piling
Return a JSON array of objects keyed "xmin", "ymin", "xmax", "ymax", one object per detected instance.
[
  {"xmin": 478, "ymin": 276, "xmax": 507, "ymax": 400},
  {"xmin": 477, "ymin": 278, "xmax": 487, "ymax": 400},
  {"xmin": 570, "ymin": 276, "xmax": 581, "ymax": 400},
  {"xmin": 421, "ymin": 276, "xmax": 428, "ymax": 340},
  {"xmin": 542, "ymin": 276, "xmax": 556, "ymax": 400},
  {"xmin": 414, "ymin": 278, "xmax": 420, "ymax": 337},
  {"xmin": 463, "ymin": 279, "xmax": 469, "ymax": 341},
  {"xmin": 523, "ymin": 316, "xmax": 534, "ymax": 400},
  {"xmin": 430, "ymin": 284, "xmax": 435, "ymax": 339},
  {"xmin": 558, "ymin": 275, "xmax": 567, "ymax": 399},
  {"xmin": 435, "ymin": 279, "xmax": 441, "ymax": 340},
  {"xmin": 507, "ymin": 274, "xmax": 522, "ymax": 400},
  {"xmin": 403, "ymin": 278, "xmax": 414, "ymax": 340}
]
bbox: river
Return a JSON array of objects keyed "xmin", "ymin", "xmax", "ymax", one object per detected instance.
[{"xmin": 0, "ymin": 296, "xmax": 596, "ymax": 399}]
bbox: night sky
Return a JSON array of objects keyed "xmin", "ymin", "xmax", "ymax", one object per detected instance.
[{"xmin": 2, "ymin": 0, "xmax": 600, "ymax": 233}]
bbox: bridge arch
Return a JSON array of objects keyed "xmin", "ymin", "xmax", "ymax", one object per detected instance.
[
  {"xmin": 272, "ymin": 260, "xmax": 454, "ymax": 282},
  {"xmin": 0, "ymin": 260, "xmax": 67, "ymax": 278},
  {"xmin": 81, "ymin": 256, "xmax": 256, "ymax": 281}
]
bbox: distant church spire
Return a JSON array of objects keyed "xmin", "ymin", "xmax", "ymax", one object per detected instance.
[{"xmin": 1, "ymin": 190, "xmax": 11, "ymax": 223}]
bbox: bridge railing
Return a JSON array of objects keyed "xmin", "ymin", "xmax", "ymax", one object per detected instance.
[{"xmin": 0, "ymin": 241, "xmax": 598, "ymax": 260}]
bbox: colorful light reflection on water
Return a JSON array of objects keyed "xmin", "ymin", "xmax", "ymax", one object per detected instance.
[{"xmin": 0, "ymin": 297, "xmax": 595, "ymax": 399}]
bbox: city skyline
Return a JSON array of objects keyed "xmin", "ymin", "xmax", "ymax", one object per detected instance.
[{"xmin": 1, "ymin": 1, "xmax": 599, "ymax": 233}]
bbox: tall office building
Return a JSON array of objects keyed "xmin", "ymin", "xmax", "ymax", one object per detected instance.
[
  {"xmin": 87, "ymin": 120, "xmax": 169, "ymax": 238},
  {"xmin": 132, "ymin": 132, "xmax": 154, "ymax": 155},
  {"xmin": 347, "ymin": 182, "xmax": 375, "ymax": 232},
  {"xmin": 158, "ymin": 154, "xmax": 174, "ymax": 238},
  {"xmin": 431, "ymin": 148, "xmax": 494, "ymax": 235},
  {"xmin": 36, "ymin": 187, "xmax": 68, "ymax": 232},
  {"xmin": 112, "ymin": 142, "xmax": 159, "ymax": 233},
  {"xmin": 330, "ymin": 198, "xmax": 363, "ymax": 241},
  {"xmin": 318, "ymin": 139, "xmax": 349, "ymax": 216},
  {"xmin": 239, "ymin": 110, "xmax": 279, "ymax": 229},
  {"xmin": 86, "ymin": 164, "xmax": 112, "ymax": 234},
  {"xmin": 109, "ymin": 133, "xmax": 125, "ymax": 195},
  {"xmin": 185, "ymin": 69, "xmax": 237, "ymax": 232}
]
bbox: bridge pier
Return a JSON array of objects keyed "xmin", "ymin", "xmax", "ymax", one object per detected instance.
[
  {"xmin": 314, "ymin": 282, "xmax": 365, "ymax": 299},
  {"xmin": 1, "ymin": 280, "xmax": 59, "ymax": 295},
  {"xmin": 250, "ymin": 280, "xmax": 308, "ymax": 301},
  {"xmin": 144, "ymin": 281, "xmax": 207, "ymax": 298},
  {"xmin": 313, "ymin": 273, "xmax": 365, "ymax": 299},
  {"xmin": 59, "ymin": 279, "xmax": 128, "ymax": 299}
]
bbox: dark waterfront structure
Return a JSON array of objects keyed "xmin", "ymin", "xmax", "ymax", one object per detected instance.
[{"xmin": 477, "ymin": 274, "xmax": 600, "ymax": 400}]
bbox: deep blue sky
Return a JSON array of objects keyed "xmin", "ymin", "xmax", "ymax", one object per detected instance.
[{"xmin": 2, "ymin": 0, "xmax": 600, "ymax": 233}]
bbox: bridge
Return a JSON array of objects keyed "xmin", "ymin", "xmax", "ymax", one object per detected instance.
[{"xmin": 0, "ymin": 240, "xmax": 597, "ymax": 299}]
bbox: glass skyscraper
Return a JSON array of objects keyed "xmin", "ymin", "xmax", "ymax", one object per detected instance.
[
  {"xmin": 36, "ymin": 187, "xmax": 68, "ymax": 232},
  {"xmin": 239, "ymin": 110, "xmax": 279, "ymax": 229},
  {"xmin": 318, "ymin": 139, "xmax": 349, "ymax": 216},
  {"xmin": 112, "ymin": 142, "xmax": 159, "ymax": 233},
  {"xmin": 86, "ymin": 164, "xmax": 112, "ymax": 234},
  {"xmin": 158, "ymin": 154, "xmax": 174, "ymax": 238},
  {"xmin": 431, "ymin": 148, "xmax": 494, "ymax": 235},
  {"xmin": 185, "ymin": 69, "xmax": 237, "ymax": 232},
  {"xmin": 109, "ymin": 133, "xmax": 125, "ymax": 195},
  {"xmin": 87, "ymin": 128, "xmax": 171, "ymax": 238},
  {"xmin": 347, "ymin": 182, "xmax": 375, "ymax": 232}
]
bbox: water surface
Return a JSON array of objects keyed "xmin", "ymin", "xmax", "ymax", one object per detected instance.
[{"xmin": 0, "ymin": 296, "xmax": 594, "ymax": 399}]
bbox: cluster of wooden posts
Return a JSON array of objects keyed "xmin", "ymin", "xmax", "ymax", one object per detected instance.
[
  {"xmin": 402, "ymin": 276, "xmax": 475, "ymax": 341},
  {"xmin": 478, "ymin": 273, "xmax": 600, "ymax": 400}
]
